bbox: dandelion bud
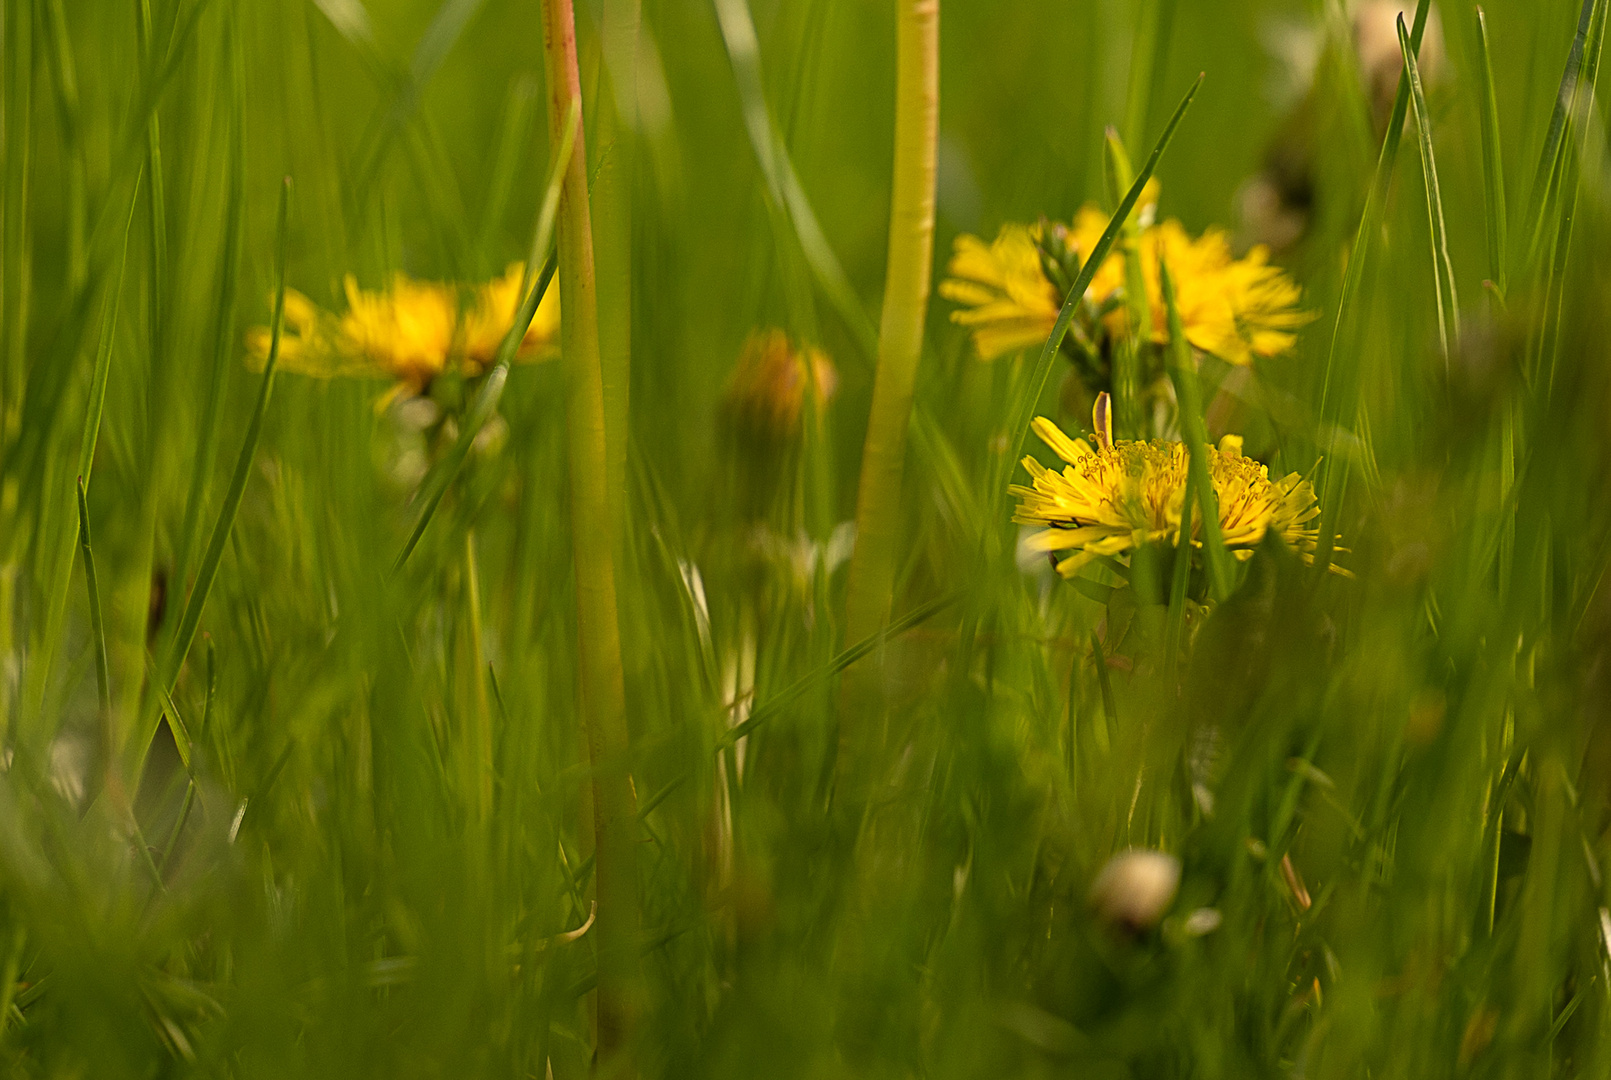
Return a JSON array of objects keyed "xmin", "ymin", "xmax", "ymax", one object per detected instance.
[{"xmin": 720, "ymin": 329, "xmax": 838, "ymax": 443}]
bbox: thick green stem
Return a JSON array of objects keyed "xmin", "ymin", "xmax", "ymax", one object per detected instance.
[
  {"xmin": 595, "ymin": 0, "xmax": 639, "ymax": 565},
  {"xmin": 837, "ymin": 0, "xmax": 939, "ymax": 778},
  {"xmin": 539, "ymin": 0, "xmax": 641, "ymax": 1062}
]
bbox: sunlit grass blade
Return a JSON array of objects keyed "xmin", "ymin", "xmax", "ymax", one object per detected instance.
[
  {"xmin": 393, "ymin": 99, "xmax": 576, "ymax": 571},
  {"xmin": 1398, "ymin": 14, "xmax": 1460, "ymax": 364},
  {"xmin": 1475, "ymin": 7, "xmax": 1508, "ymax": 299},
  {"xmin": 158, "ymin": 178, "xmax": 290, "ymax": 724},
  {"xmin": 712, "ymin": 0, "xmax": 879, "ymax": 358},
  {"xmin": 1004, "ymin": 72, "xmax": 1202, "ymax": 474}
]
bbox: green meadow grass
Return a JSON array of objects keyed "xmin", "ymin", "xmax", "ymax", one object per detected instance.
[{"xmin": 4, "ymin": 0, "xmax": 1611, "ymax": 1075}]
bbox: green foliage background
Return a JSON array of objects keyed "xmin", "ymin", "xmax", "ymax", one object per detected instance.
[{"xmin": 4, "ymin": 0, "xmax": 1611, "ymax": 1076}]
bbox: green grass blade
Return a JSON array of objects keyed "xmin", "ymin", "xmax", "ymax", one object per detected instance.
[
  {"xmin": 24, "ymin": 174, "xmax": 142, "ymax": 740},
  {"xmin": 1159, "ymin": 256, "xmax": 1231, "ymax": 603},
  {"xmin": 1121, "ymin": 0, "xmax": 1178, "ymax": 154},
  {"xmin": 350, "ymin": 0, "xmax": 488, "ymax": 228},
  {"xmin": 1522, "ymin": 0, "xmax": 1599, "ymax": 269},
  {"xmin": 76, "ymin": 477, "xmax": 112, "ymax": 765},
  {"xmin": 1313, "ymin": 0, "xmax": 1430, "ymax": 573},
  {"xmin": 160, "ymin": 178, "xmax": 290, "ymax": 703},
  {"xmin": 1398, "ymin": 14, "xmax": 1460, "ymax": 364},
  {"xmin": 721, "ymin": 592, "xmax": 956, "ymax": 748},
  {"xmin": 1475, "ymin": 7, "xmax": 1508, "ymax": 299},
  {"xmin": 77, "ymin": 180, "xmax": 140, "ymax": 489},
  {"xmin": 1, "ymin": 0, "xmax": 33, "ymax": 453},
  {"xmin": 712, "ymin": 0, "xmax": 878, "ymax": 359},
  {"xmin": 1005, "ymin": 73, "xmax": 1202, "ymax": 473},
  {"xmin": 41, "ymin": 0, "xmax": 87, "ymax": 292},
  {"xmin": 1538, "ymin": 0, "xmax": 1607, "ymax": 396},
  {"xmin": 145, "ymin": 647, "xmax": 193, "ymax": 773},
  {"xmin": 475, "ymin": 75, "xmax": 540, "ymax": 271},
  {"xmin": 1164, "ymin": 462, "xmax": 1195, "ymax": 676},
  {"xmin": 393, "ymin": 99, "xmax": 577, "ymax": 571},
  {"xmin": 1103, "ymin": 130, "xmax": 1152, "ymax": 440},
  {"xmin": 175, "ymin": 10, "xmax": 246, "ymax": 589},
  {"xmin": 1316, "ymin": 0, "xmax": 1429, "ymax": 424}
]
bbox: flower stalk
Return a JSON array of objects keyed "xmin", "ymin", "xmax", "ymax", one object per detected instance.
[
  {"xmin": 837, "ymin": 0, "xmax": 939, "ymax": 780},
  {"xmin": 539, "ymin": 0, "xmax": 641, "ymax": 1060}
]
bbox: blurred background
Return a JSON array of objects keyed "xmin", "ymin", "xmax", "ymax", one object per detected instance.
[{"xmin": 6, "ymin": 0, "xmax": 1611, "ymax": 1076}]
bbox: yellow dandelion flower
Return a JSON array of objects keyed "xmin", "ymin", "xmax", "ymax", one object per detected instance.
[
  {"xmin": 721, "ymin": 329, "xmax": 838, "ymax": 439},
  {"xmin": 937, "ymin": 225, "xmax": 1065, "ymax": 361},
  {"xmin": 1221, "ymin": 245, "xmax": 1314, "ymax": 360},
  {"xmin": 1010, "ymin": 400, "xmax": 1332, "ymax": 580},
  {"xmin": 461, "ymin": 262, "xmax": 561, "ymax": 373},
  {"xmin": 938, "ymin": 208, "xmax": 1129, "ymax": 361},
  {"xmin": 247, "ymin": 265, "xmax": 561, "ymax": 400},
  {"xmin": 335, "ymin": 273, "xmax": 459, "ymax": 394},
  {"xmin": 941, "ymin": 188, "xmax": 1312, "ymax": 366}
]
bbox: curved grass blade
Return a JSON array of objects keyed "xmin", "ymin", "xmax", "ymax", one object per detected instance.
[
  {"xmin": 712, "ymin": 0, "xmax": 878, "ymax": 358},
  {"xmin": 159, "ymin": 178, "xmax": 291, "ymax": 703},
  {"xmin": 1004, "ymin": 73, "xmax": 1202, "ymax": 475},
  {"xmin": 1398, "ymin": 15, "xmax": 1460, "ymax": 365},
  {"xmin": 392, "ymin": 100, "xmax": 578, "ymax": 571},
  {"xmin": 1475, "ymin": 7, "xmax": 1508, "ymax": 299}
]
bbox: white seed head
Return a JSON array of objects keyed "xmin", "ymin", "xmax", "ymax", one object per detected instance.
[{"xmin": 1089, "ymin": 849, "xmax": 1182, "ymax": 931}]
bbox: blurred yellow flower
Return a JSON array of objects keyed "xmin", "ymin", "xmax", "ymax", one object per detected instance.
[
  {"xmin": 247, "ymin": 263, "xmax": 559, "ymax": 400},
  {"xmin": 721, "ymin": 328, "xmax": 838, "ymax": 440},
  {"xmin": 938, "ymin": 207, "xmax": 1124, "ymax": 362},
  {"xmin": 1011, "ymin": 401, "xmax": 1331, "ymax": 580},
  {"xmin": 941, "ymin": 192, "xmax": 1312, "ymax": 366},
  {"xmin": 462, "ymin": 262, "xmax": 562, "ymax": 372}
]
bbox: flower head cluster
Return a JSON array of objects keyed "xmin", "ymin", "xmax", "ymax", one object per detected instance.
[
  {"xmin": 1012, "ymin": 403, "xmax": 1329, "ymax": 580},
  {"xmin": 720, "ymin": 329, "xmax": 838, "ymax": 441},
  {"xmin": 247, "ymin": 263, "xmax": 560, "ymax": 401},
  {"xmin": 940, "ymin": 193, "xmax": 1312, "ymax": 366}
]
